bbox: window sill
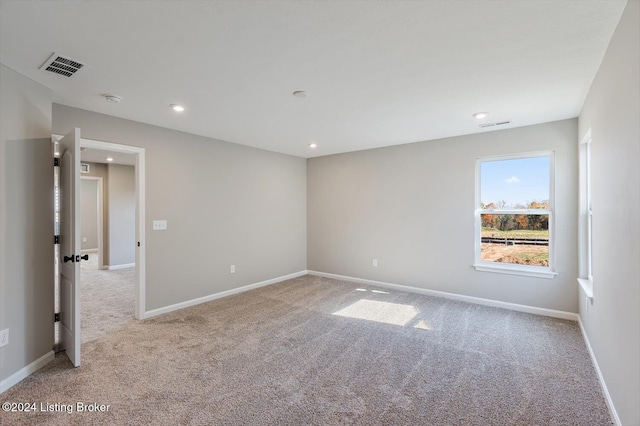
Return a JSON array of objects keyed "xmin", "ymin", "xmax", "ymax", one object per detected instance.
[
  {"xmin": 577, "ymin": 277, "xmax": 594, "ymax": 300},
  {"xmin": 473, "ymin": 263, "xmax": 557, "ymax": 279}
]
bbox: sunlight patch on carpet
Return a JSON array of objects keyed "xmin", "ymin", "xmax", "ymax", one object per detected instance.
[
  {"xmin": 333, "ymin": 299, "xmax": 418, "ymax": 326},
  {"xmin": 413, "ymin": 319, "xmax": 432, "ymax": 330}
]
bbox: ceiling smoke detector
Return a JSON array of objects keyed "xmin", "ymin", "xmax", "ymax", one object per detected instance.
[
  {"xmin": 104, "ymin": 94, "xmax": 122, "ymax": 104},
  {"xmin": 292, "ymin": 91, "xmax": 308, "ymax": 98},
  {"xmin": 39, "ymin": 52, "xmax": 86, "ymax": 78}
]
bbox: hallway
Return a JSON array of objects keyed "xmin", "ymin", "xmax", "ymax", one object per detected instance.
[{"xmin": 80, "ymin": 254, "xmax": 135, "ymax": 344}]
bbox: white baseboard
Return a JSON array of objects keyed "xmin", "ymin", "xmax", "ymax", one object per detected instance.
[
  {"xmin": 143, "ymin": 270, "xmax": 308, "ymax": 319},
  {"xmin": 578, "ymin": 318, "xmax": 621, "ymax": 426},
  {"xmin": 307, "ymin": 270, "xmax": 579, "ymax": 321},
  {"xmin": 108, "ymin": 263, "xmax": 135, "ymax": 270},
  {"xmin": 0, "ymin": 350, "xmax": 55, "ymax": 394}
]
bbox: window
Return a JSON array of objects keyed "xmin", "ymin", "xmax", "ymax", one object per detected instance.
[
  {"xmin": 578, "ymin": 130, "xmax": 593, "ymax": 299},
  {"xmin": 474, "ymin": 152, "xmax": 556, "ymax": 278}
]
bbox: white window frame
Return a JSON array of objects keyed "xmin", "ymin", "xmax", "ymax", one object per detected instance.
[
  {"xmin": 473, "ymin": 151, "xmax": 557, "ymax": 279},
  {"xmin": 577, "ymin": 130, "xmax": 593, "ymax": 300}
]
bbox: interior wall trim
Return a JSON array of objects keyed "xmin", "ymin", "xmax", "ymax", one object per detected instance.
[
  {"xmin": 578, "ymin": 317, "xmax": 621, "ymax": 426},
  {"xmin": 142, "ymin": 270, "xmax": 308, "ymax": 319},
  {"xmin": 307, "ymin": 270, "xmax": 579, "ymax": 321},
  {"xmin": 0, "ymin": 350, "xmax": 55, "ymax": 394}
]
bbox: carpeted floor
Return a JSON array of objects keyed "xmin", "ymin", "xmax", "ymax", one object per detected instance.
[
  {"xmin": 80, "ymin": 253, "xmax": 136, "ymax": 344},
  {"xmin": 1, "ymin": 275, "xmax": 612, "ymax": 425}
]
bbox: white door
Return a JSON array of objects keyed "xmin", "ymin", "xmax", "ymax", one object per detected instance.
[{"xmin": 58, "ymin": 128, "xmax": 81, "ymax": 367}]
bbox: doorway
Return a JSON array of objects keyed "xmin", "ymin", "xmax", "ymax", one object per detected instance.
[
  {"xmin": 79, "ymin": 165, "xmax": 133, "ymax": 343},
  {"xmin": 80, "ymin": 176, "xmax": 104, "ymax": 269},
  {"xmin": 53, "ymin": 133, "xmax": 146, "ymax": 366},
  {"xmin": 78, "ymin": 137, "xmax": 146, "ymax": 321}
]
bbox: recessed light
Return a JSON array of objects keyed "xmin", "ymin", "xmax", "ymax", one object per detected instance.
[
  {"xmin": 170, "ymin": 104, "xmax": 185, "ymax": 112},
  {"xmin": 473, "ymin": 112, "xmax": 488, "ymax": 119},
  {"xmin": 106, "ymin": 157, "xmax": 114, "ymax": 162},
  {"xmin": 308, "ymin": 143, "xmax": 317, "ymax": 148},
  {"xmin": 293, "ymin": 91, "xmax": 308, "ymax": 98}
]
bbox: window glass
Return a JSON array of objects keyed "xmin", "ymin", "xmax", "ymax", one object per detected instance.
[
  {"xmin": 480, "ymin": 157, "xmax": 549, "ymax": 208},
  {"xmin": 477, "ymin": 154, "xmax": 552, "ymax": 271}
]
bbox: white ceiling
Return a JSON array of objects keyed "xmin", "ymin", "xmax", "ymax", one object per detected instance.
[
  {"xmin": 0, "ymin": 1, "xmax": 627, "ymax": 158},
  {"xmin": 80, "ymin": 148, "xmax": 136, "ymax": 167}
]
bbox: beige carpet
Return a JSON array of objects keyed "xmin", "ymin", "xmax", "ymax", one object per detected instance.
[
  {"xmin": 1, "ymin": 275, "xmax": 612, "ymax": 425},
  {"xmin": 80, "ymin": 253, "xmax": 135, "ymax": 344}
]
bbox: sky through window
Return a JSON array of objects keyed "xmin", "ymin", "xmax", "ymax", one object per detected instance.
[{"xmin": 480, "ymin": 156, "xmax": 549, "ymax": 208}]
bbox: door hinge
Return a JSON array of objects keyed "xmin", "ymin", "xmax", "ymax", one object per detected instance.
[
  {"xmin": 54, "ymin": 235, "xmax": 60, "ymax": 244},
  {"xmin": 54, "ymin": 313, "xmax": 60, "ymax": 323},
  {"xmin": 54, "ymin": 157, "xmax": 60, "ymax": 167}
]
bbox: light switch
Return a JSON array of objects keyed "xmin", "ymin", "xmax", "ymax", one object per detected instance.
[{"xmin": 153, "ymin": 220, "xmax": 167, "ymax": 231}]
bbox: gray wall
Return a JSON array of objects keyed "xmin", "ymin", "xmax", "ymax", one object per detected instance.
[
  {"xmin": 0, "ymin": 64, "xmax": 54, "ymax": 383},
  {"xmin": 53, "ymin": 104, "xmax": 307, "ymax": 311},
  {"xmin": 108, "ymin": 164, "xmax": 135, "ymax": 266},
  {"xmin": 80, "ymin": 179, "xmax": 99, "ymax": 251},
  {"xmin": 78, "ymin": 162, "xmax": 136, "ymax": 266},
  {"xmin": 308, "ymin": 119, "xmax": 578, "ymax": 312},
  {"xmin": 578, "ymin": 1, "xmax": 640, "ymax": 424}
]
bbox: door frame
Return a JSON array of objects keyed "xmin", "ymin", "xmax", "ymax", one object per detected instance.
[
  {"xmin": 80, "ymin": 176, "xmax": 104, "ymax": 270},
  {"xmin": 55, "ymin": 135, "xmax": 146, "ymax": 319}
]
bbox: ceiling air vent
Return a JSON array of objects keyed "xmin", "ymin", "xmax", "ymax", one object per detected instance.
[
  {"xmin": 479, "ymin": 120, "xmax": 511, "ymax": 129},
  {"xmin": 39, "ymin": 52, "xmax": 86, "ymax": 78}
]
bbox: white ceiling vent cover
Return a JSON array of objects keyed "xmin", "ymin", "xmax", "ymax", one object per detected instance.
[
  {"xmin": 479, "ymin": 120, "xmax": 511, "ymax": 128},
  {"xmin": 39, "ymin": 52, "xmax": 86, "ymax": 77}
]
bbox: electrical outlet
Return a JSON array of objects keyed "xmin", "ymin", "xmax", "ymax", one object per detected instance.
[
  {"xmin": 372, "ymin": 259, "xmax": 378, "ymax": 267},
  {"xmin": 82, "ymin": 237, "xmax": 87, "ymax": 242},
  {"xmin": 230, "ymin": 265, "xmax": 235, "ymax": 274},
  {"xmin": 0, "ymin": 329, "xmax": 9, "ymax": 347}
]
